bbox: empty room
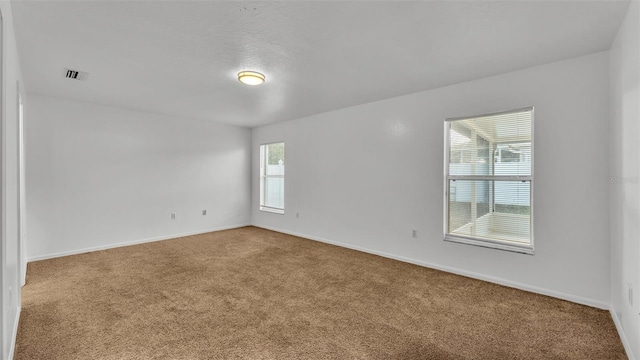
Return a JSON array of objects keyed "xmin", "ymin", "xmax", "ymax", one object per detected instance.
[{"xmin": 0, "ymin": 0, "xmax": 638, "ymax": 359}]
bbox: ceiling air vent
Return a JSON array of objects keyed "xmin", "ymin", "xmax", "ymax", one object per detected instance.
[{"xmin": 64, "ymin": 68, "xmax": 89, "ymax": 81}]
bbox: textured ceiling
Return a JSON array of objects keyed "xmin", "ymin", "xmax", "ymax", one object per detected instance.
[{"xmin": 12, "ymin": 1, "xmax": 630, "ymax": 128}]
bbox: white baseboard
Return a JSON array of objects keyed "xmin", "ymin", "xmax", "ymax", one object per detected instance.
[
  {"xmin": 28, "ymin": 223, "xmax": 250, "ymax": 262},
  {"xmin": 8, "ymin": 306, "xmax": 21, "ymax": 360},
  {"xmin": 610, "ymin": 308, "xmax": 636, "ymax": 360},
  {"xmin": 253, "ymin": 224, "xmax": 609, "ymax": 310}
]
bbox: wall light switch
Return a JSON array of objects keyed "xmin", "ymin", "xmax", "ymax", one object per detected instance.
[
  {"xmin": 202, "ymin": 210, "xmax": 207, "ymax": 216},
  {"xmin": 171, "ymin": 213, "xmax": 176, "ymax": 220}
]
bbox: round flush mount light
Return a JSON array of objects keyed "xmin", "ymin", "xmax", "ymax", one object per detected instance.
[{"xmin": 237, "ymin": 71, "xmax": 265, "ymax": 86}]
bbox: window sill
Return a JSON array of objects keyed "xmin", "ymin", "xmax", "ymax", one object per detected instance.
[
  {"xmin": 444, "ymin": 234, "xmax": 534, "ymax": 255},
  {"xmin": 260, "ymin": 206, "xmax": 284, "ymax": 215}
]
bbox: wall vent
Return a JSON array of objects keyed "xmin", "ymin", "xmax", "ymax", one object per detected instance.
[{"xmin": 64, "ymin": 68, "xmax": 89, "ymax": 81}]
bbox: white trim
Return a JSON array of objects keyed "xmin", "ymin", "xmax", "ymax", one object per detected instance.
[
  {"xmin": 27, "ymin": 223, "xmax": 250, "ymax": 262},
  {"xmin": 610, "ymin": 308, "xmax": 636, "ymax": 360},
  {"xmin": 448, "ymin": 175, "xmax": 532, "ymax": 181},
  {"xmin": 259, "ymin": 206, "xmax": 284, "ymax": 215},
  {"xmin": 253, "ymin": 224, "xmax": 609, "ymax": 310},
  {"xmin": 445, "ymin": 106, "xmax": 535, "ymax": 123},
  {"xmin": 445, "ymin": 234, "xmax": 534, "ymax": 255},
  {"xmin": 16, "ymin": 85, "xmax": 24, "ymax": 287},
  {"xmin": 7, "ymin": 306, "xmax": 19, "ymax": 360}
]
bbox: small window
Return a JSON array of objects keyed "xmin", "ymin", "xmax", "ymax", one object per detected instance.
[
  {"xmin": 444, "ymin": 108, "xmax": 534, "ymax": 254},
  {"xmin": 260, "ymin": 142, "xmax": 285, "ymax": 214}
]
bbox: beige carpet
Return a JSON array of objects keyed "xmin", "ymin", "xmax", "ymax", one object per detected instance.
[{"xmin": 16, "ymin": 226, "xmax": 626, "ymax": 359}]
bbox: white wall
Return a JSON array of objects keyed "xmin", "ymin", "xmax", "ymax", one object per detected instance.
[
  {"xmin": 0, "ymin": 1, "xmax": 25, "ymax": 359},
  {"xmin": 25, "ymin": 94, "xmax": 251, "ymax": 260},
  {"xmin": 609, "ymin": 1, "xmax": 639, "ymax": 358},
  {"xmin": 252, "ymin": 51, "xmax": 611, "ymax": 308}
]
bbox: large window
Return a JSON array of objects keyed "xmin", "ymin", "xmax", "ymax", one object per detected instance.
[
  {"xmin": 260, "ymin": 142, "xmax": 285, "ymax": 214},
  {"xmin": 444, "ymin": 108, "xmax": 534, "ymax": 254}
]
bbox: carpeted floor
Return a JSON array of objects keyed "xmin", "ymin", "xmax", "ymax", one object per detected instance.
[{"xmin": 16, "ymin": 226, "xmax": 626, "ymax": 359}]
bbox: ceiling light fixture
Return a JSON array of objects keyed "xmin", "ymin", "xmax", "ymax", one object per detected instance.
[{"xmin": 238, "ymin": 71, "xmax": 265, "ymax": 86}]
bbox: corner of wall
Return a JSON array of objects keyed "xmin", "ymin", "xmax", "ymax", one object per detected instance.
[
  {"xmin": 608, "ymin": 1, "xmax": 640, "ymax": 359},
  {"xmin": 0, "ymin": 0, "xmax": 27, "ymax": 358}
]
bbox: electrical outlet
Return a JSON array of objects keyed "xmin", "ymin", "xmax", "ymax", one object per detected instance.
[
  {"xmin": 412, "ymin": 230, "xmax": 417, "ymax": 238},
  {"xmin": 171, "ymin": 213, "xmax": 176, "ymax": 220},
  {"xmin": 296, "ymin": 212, "xmax": 300, "ymax": 219},
  {"xmin": 629, "ymin": 283, "xmax": 634, "ymax": 306},
  {"xmin": 202, "ymin": 210, "xmax": 207, "ymax": 216}
]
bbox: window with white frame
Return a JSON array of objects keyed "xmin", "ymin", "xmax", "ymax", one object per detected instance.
[
  {"xmin": 260, "ymin": 142, "xmax": 285, "ymax": 214},
  {"xmin": 444, "ymin": 107, "xmax": 534, "ymax": 254}
]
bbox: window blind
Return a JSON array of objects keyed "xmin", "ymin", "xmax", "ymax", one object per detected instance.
[{"xmin": 445, "ymin": 108, "xmax": 533, "ymax": 253}]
